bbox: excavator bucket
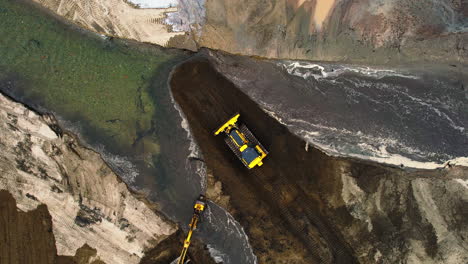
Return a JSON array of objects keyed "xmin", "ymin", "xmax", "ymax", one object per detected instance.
[
  {"xmin": 214, "ymin": 113, "xmax": 240, "ymax": 135},
  {"xmin": 193, "ymin": 195, "xmax": 206, "ymax": 215}
]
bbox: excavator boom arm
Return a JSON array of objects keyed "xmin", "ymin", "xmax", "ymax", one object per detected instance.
[{"xmin": 177, "ymin": 196, "xmax": 206, "ymax": 264}]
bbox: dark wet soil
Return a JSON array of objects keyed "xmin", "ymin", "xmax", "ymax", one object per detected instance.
[
  {"xmin": 0, "ymin": 189, "xmax": 212, "ymax": 264},
  {"xmin": 170, "ymin": 57, "xmax": 364, "ymax": 263},
  {"xmin": 0, "ymin": 190, "xmax": 106, "ymax": 264},
  {"xmin": 0, "ymin": 190, "xmax": 58, "ymax": 264},
  {"xmin": 140, "ymin": 230, "xmax": 217, "ymax": 264}
]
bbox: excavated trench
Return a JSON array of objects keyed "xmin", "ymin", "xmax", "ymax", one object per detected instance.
[{"xmin": 170, "ymin": 57, "xmax": 366, "ymax": 263}]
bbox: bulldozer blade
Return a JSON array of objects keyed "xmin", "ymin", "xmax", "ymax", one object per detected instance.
[{"xmin": 214, "ymin": 113, "xmax": 240, "ymax": 135}]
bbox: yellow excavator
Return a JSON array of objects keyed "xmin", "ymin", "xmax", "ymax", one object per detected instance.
[
  {"xmin": 214, "ymin": 113, "xmax": 268, "ymax": 169},
  {"xmin": 177, "ymin": 195, "xmax": 207, "ymax": 264}
]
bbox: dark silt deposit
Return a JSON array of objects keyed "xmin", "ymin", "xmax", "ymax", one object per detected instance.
[{"xmin": 170, "ymin": 56, "xmax": 468, "ymax": 263}]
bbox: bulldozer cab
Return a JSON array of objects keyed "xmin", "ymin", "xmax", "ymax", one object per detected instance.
[{"xmin": 229, "ymin": 129, "xmax": 245, "ymax": 147}]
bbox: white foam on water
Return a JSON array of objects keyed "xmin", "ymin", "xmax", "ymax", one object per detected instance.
[
  {"xmin": 54, "ymin": 116, "xmax": 139, "ymax": 184},
  {"xmin": 354, "ymin": 146, "xmax": 443, "ymax": 169},
  {"xmin": 195, "ymin": 161, "xmax": 207, "ymax": 192},
  {"xmin": 339, "ymin": 79, "xmax": 466, "ymax": 135},
  {"xmin": 278, "ymin": 61, "xmax": 419, "ymax": 81},
  {"xmin": 205, "ymin": 203, "xmax": 258, "ymax": 264},
  {"xmin": 279, "ymin": 61, "xmax": 328, "ymax": 80},
  {"xmin": 260, "ymin": 104, "xmax": 467, "ymax": 170},
  {"xmin": 95, "ymin": 145, "xmax": 140, "ymax": 183},
  {"xmin": 400, "ymin": 91, "xmax": 466, "ymax": 133},
  {"xmin": 341, "ymin": 66, "xmax": 419, "ymax": 80},
  {"xmin": 305, "ymin": 128, "xmax": 467, "ymax": 169},
  {"xmin": 291, "ymin": 119, "xmax": 420, "ymax": 155},
  {"xmin": 169, "ymin": 85, "xmax": 207, "ymax": 190},
  {"xmin": 261, "ymin": 103, "xmax": 288, "ymax": 126},
  {"xmin": 207, "ymin": 244, "xmax": 228, "ymax": 263},
  {"xmin": 299, "ymin": 129, "xmax": 449, "ymax": 169},
  {"xmin": 171, "ymin": 100, "xmax": 200, "ymax": 159}
]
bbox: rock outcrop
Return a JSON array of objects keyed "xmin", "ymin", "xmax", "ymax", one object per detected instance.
[
  {"xmin": 331, "ymin": 164, "xmax": 468, "ymax": 264},
  {"xmin": 0, "ymin": 93, "xmax": 176, "ymax": 264}
]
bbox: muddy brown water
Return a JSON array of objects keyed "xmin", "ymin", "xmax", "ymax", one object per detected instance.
[{"xmin": 170, "ymin": 57, "xmax": 363, "ymax": 263}]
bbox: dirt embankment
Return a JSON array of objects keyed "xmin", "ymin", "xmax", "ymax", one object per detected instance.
[
  {"xmin": 170, "ymin": 57, "xmax": 468, "ymax": 263},
  {"xmin": 0, "ymin": 190, "xmax": 104, "ymax": 264},
  {"xmin": 141, "ymin": 230, "xmax": 218, "ymax": 264},
  {"xmin": 29, "ymin": 0, "xmax": 185, "ymax": 47}
]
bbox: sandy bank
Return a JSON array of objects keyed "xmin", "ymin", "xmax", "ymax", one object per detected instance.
[{"xmin": 30, "ymin": 0, "xmax": 184, "ymax": 46}]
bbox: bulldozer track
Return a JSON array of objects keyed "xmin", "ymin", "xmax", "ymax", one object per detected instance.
[
  {"xmin": 249, "ymin": 169, "xmax": 324, "ymax": 263},
  {"xmin": 250, "ymin": 168, "xmax": 353, "ymax": 263}
]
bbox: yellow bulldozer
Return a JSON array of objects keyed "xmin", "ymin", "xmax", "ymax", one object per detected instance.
[{"xmin": 214, "ymin": 113, "xmax": 268, "ymax": 169}]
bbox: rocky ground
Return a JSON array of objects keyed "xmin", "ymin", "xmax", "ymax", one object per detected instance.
[
  {"xmin": 193, "ymin": 0, "xmax": 468, "ymax": 64},
  {"xmin": 29, "ymin": 0, "xmax": 184, "ymax": 46},
  {"xmin": 170, "ymin": 56, "xmax": 468, "ymax": 263},
  {"xmin": 29, "ymin": 0, "xmax": 468, "ymax": 65},
  {"xmin": 0, "ymin": 92, "xmax": 215, "ymax": 264}
]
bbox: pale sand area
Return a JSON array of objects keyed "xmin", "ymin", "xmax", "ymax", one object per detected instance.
[
  {"xmin": 32, "ymin": 0, "xmax": 184, "ymax": 46},
  {"xmin": 296, "ymin": 0, "xmax": 336, "ymax": 29},
  {"xmin": 313, "ymin": 0, "xmax": 335, "ymax": 29}
]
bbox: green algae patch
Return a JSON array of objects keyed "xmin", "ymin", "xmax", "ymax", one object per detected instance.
[{"xmin": 0, "ymin": 0, "xmax": 187, "ymax": 153}]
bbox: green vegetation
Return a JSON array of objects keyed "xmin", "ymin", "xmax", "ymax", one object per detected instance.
[{"xmin": 0, "ymin": 0, "xmax": 186, "ymax": 152}]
